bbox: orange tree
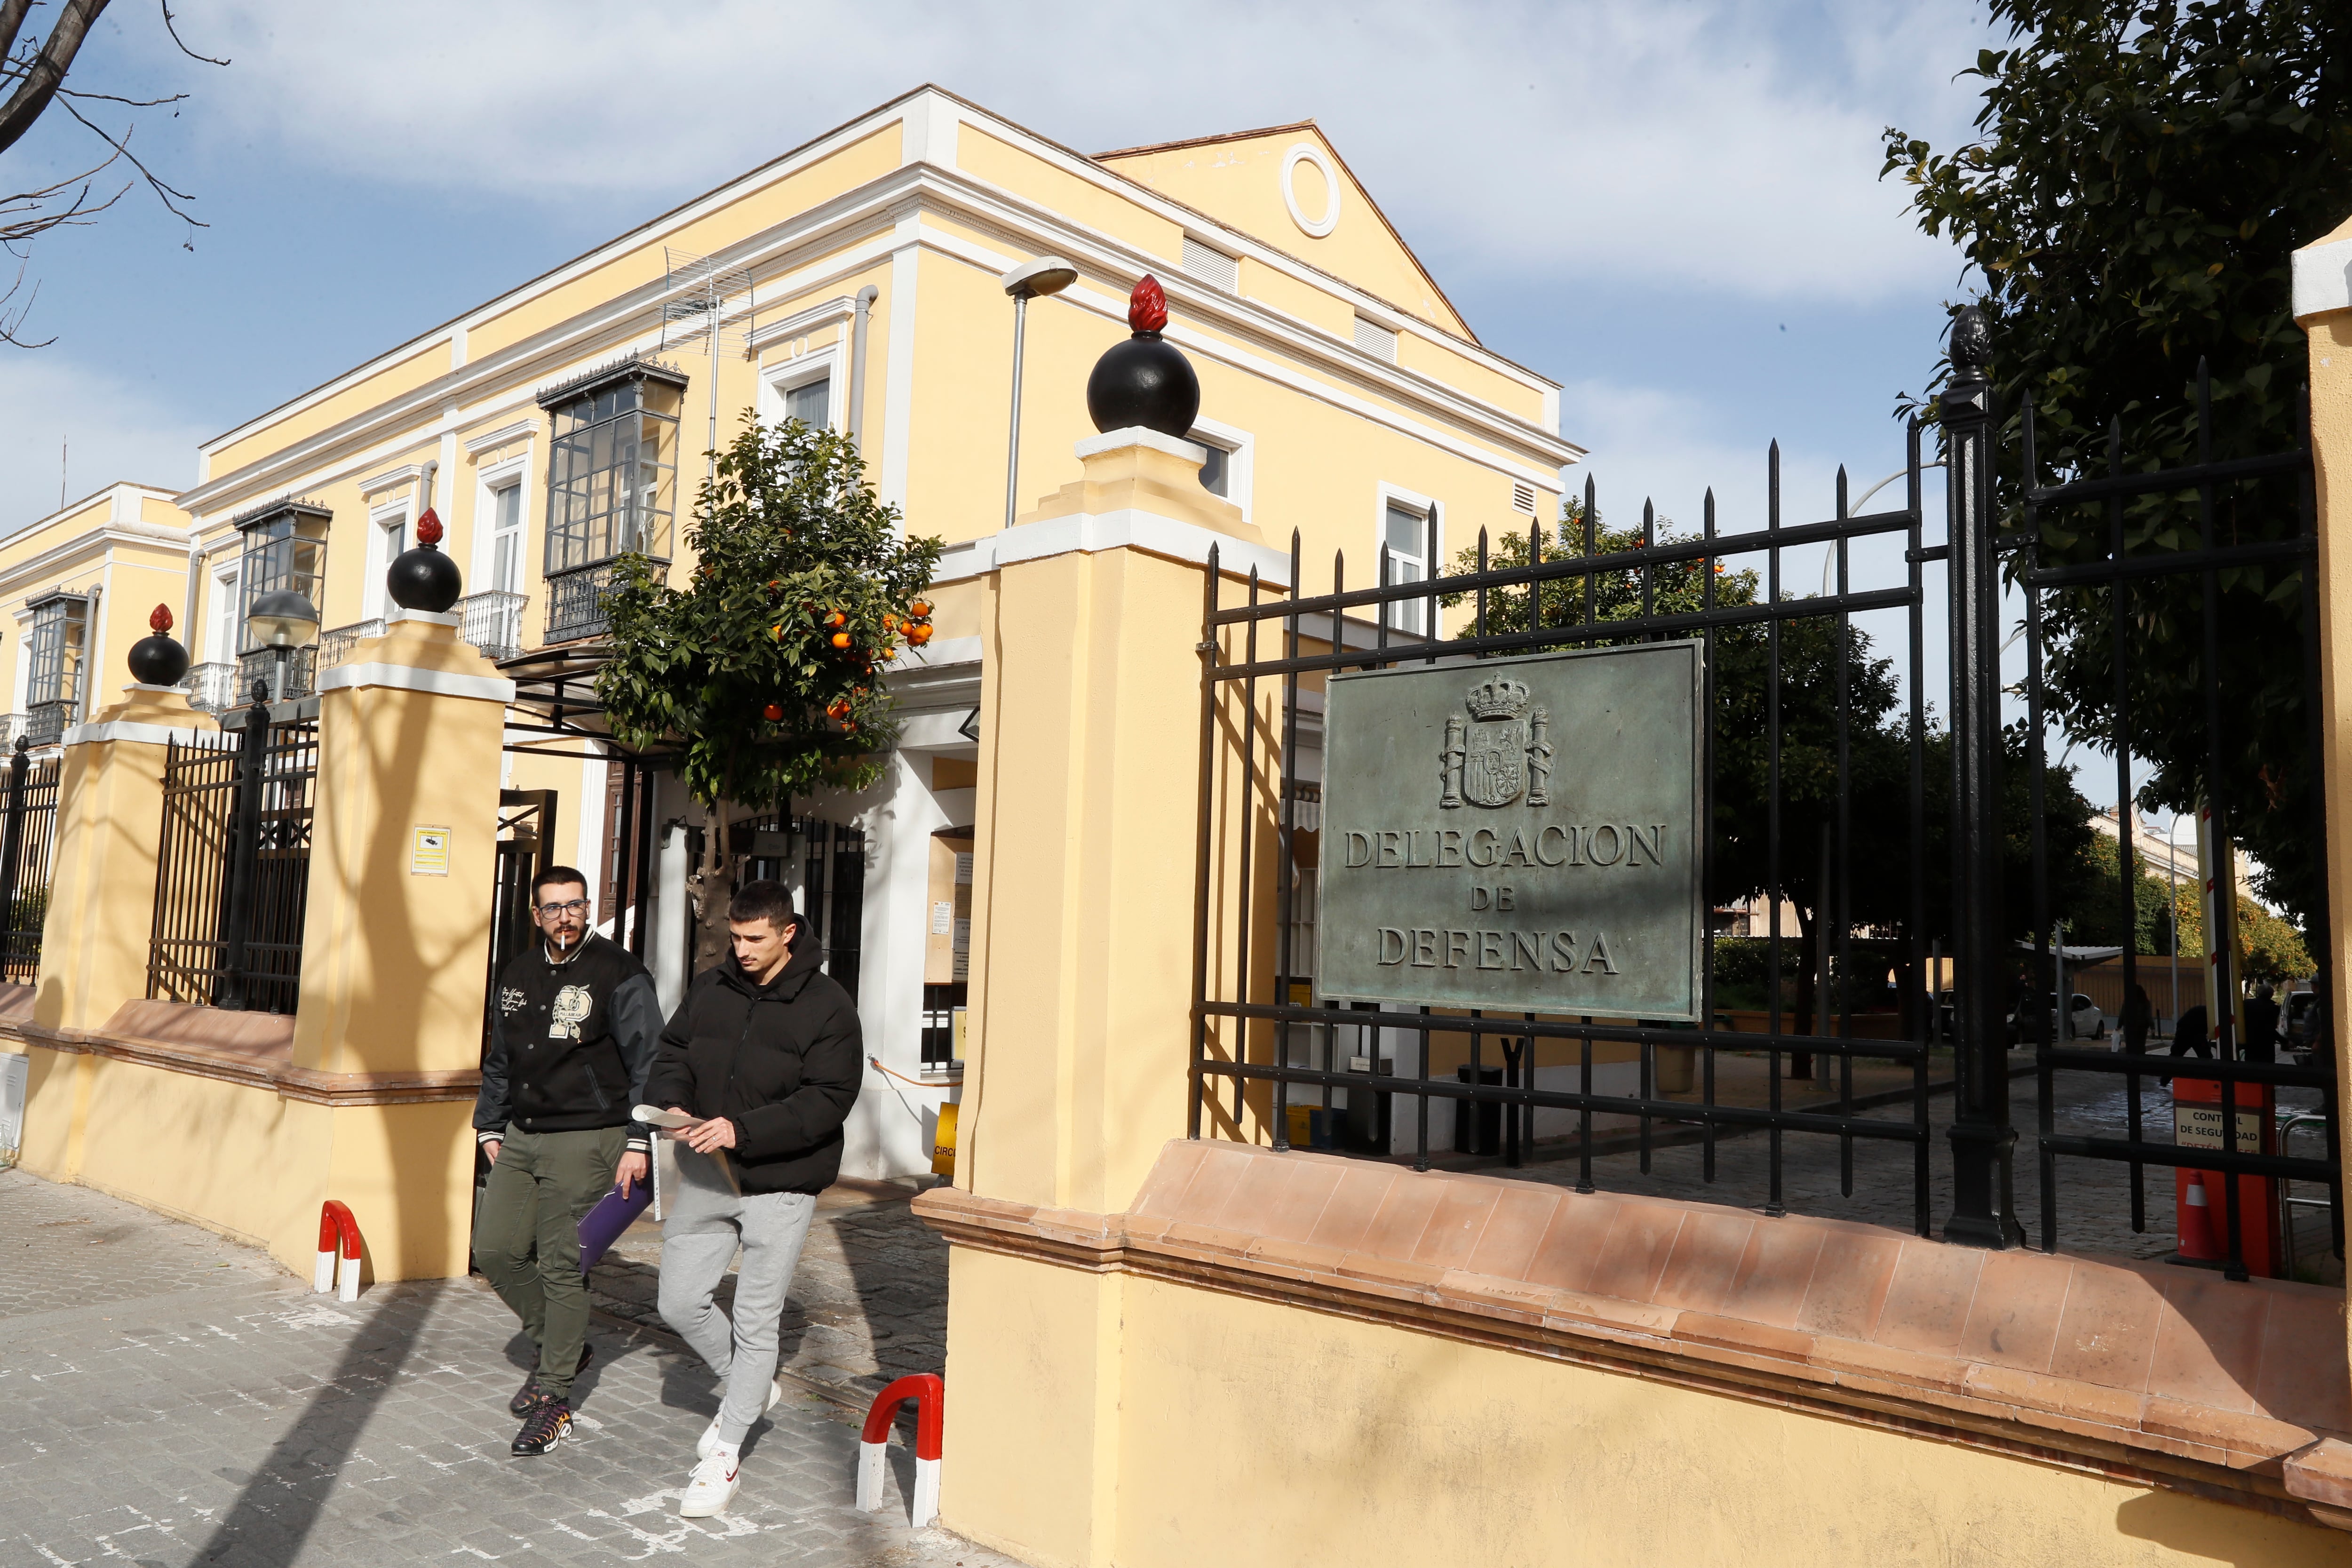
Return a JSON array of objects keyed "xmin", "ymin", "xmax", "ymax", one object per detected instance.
[{"xmin": 597, "ymin": 414, "xmax": 943, "ymax": 957}]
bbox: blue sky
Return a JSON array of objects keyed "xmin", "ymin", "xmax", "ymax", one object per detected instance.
[{"xmin": 2, "ymin": 1, "xmax": 2104, "ymax": 798}]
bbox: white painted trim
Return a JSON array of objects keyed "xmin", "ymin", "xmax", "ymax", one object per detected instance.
[
  {"xmin": 901, "ymin": 89, "xmax": 960, "ymax": 169},
  {"xmin": 463, "ymin": 420, "xmax": 537, "ymax": 455},
  {"xmin": 1187, "ymin": 415, "xmax": 1255, "ymax": 526},
  {"xmin": 745, "ymin": 294, "xmax": 858, "ymax": 355},
  {"xmin": 930, "ymin": 510, "xmax": 1291, "ymax": 587},
  {"xmin": 64, "ymin": 718, "xmax": 212, "ymax": 748},
  {"xmin": 2293, "ymin": 237, "xmax": 2352, "ymax": 321},
  {"xmin": 887, "ymin": 634, "xmax": 983, "ymax": 671},
  {"xmin": 894, "ymin": 706, "xmax": 983, "ymax": 750},
  {"xmin": 315, "ymin": 661, "xmax": 515, "ymax": 702},
  {"xmin": 762, "ymin": 343, "xmax": 844, "ymax": 431},
  {"xmin": 878, "ymin": 225, "xmax": 921, "ymax": 511},
  {"xmin": 387, "ymin": 607, "xmax": 461, "ymax": 627},
  {"xmin": 1073, "ymin": 426, "xmax": 1206, "ymax": 464},
  {"xmin": 360, "ymin": 463, "xmax": 425, "ymax": 497},
  {"xmin": 1281, "ymin": 143, "xmax": 1342, "ymax": 239},
  {"xmin": 178, "ymin": 159, "xmax": 1572, "ymax": 519},
  {"xmin": 364, "ymin": 499, "xmax": 412, "ymax": 622},
  {"xmin": 472, "ymin": 454, "xmax": 531, "ymax": 592},
  {"xmin": 0, "ymin": 523, "xmax": 193, "ymax": 603}
]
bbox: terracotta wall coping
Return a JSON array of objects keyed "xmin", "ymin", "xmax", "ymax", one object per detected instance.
[
  {"xmin": 916, "ymin": 1139, "xmax": 2352, "ymax": 1527},
  {"xmin": 8, "ymin": 999, "xmax": 477, "ymax": 1106}
]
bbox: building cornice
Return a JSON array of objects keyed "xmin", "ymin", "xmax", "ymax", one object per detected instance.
[
  {"xmin": 181, "ymin": 160, "xmax": 1572, "ymax": 517},
  {"xmin": 0, "ymin": 523, "xmax": 193, "ymax": 603}
]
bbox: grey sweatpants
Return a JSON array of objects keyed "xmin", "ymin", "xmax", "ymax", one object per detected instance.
[{"xmin": 657, "ymin": 1146, "xmax": 818, "ymax": 1447}]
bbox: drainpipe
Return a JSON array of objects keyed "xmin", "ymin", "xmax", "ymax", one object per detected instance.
[
  {"xmin": 80, "ymin": 581, "xmax": 104, "ymax": 721},
  {"xmin": 849, "ymin": 285, "xmax": 879, "ymax": 454},
  {"xmin": 180, "ymin": 529, "xmax": 202, "ymax": 655}
]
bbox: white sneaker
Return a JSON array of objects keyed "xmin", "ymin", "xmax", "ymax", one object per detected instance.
[
  {"xmin": 679, "ymin": 1450, "xmax": 740, "ymax": 1518},
  {"xmin": 696, "ymin": 1378, "xmax": 785, "ymax": 1459}
]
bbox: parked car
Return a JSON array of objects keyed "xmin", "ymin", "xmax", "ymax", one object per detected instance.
[{"xmin": 2005, "ymin": 992, "xmax": 2106, "ymax": 1045}]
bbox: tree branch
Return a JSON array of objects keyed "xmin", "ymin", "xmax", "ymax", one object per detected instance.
[
  {"xmin": 0, "ymin": 0, "xmax": 112, "ymax": 159},
  {"xmin": 157, "ymin": 0, "xmax": 226, "ymax": 66},
  {"xmin": 58, "ymin": 100, "xmax": 201, "ymax": 226}
]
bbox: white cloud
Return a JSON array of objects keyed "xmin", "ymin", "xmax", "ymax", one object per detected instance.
[
  {"xmin": 0, "ymin": 356, "xmax": 204, "ymax": 533},
  {"xmin": 161, "ymin": 0, "xmax": 1993, "ymax": 305}
]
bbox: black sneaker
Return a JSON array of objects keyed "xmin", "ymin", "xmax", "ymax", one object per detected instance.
[
  {"xmin": 511, "ymin": 1398, "xmax": 572, "ymax": 1457},
  {"xmin": 508, "ymin": 1340, "xmax": 595, "ymax": 1416}
]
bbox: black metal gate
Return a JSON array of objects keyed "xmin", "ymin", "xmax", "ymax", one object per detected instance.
[
  {"xmin": 0, "ymin": 737, "xmax": 61, "ymax": 982},
  {"xmin": 483, "ymin": 788, "xmax": 559, "ymax": 1057},
  {"xmin": 743, "ymin": 812, "xmax": 865, "ymax": 999},
  {"xmin": 1191, "ymin": 314, "xmax": 2337, "ymax": 1274},
  {"xmin": 147, "ymin": 692, "xmax": 318, "ymax": 1015}
]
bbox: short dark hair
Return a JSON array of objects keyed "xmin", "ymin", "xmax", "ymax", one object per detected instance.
[
  {"xmin": 730, "ymin": 879, "xmax": 799, "ymax": 933},
  {"xmin": 531, "ymin": 864, "xmax": 589, "ymax": 901}
]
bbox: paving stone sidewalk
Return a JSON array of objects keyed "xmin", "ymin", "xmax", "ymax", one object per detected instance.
[{"xmin": 0, "ymin": 1168, "xmax": 1010, "ymax": 1568}]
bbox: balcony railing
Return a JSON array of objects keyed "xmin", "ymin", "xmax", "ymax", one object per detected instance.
[
  {"xmin": 0, "ymin": 713, "xmax": 33, "ymax": 748},
  {"xmin": 237, "ymin": 646, "xmax": 315, "ymax": 703},
  {"xmin": 317, "ymin": 619, "xmax": 383, "ymax": 669},
  {"xmin": 183, "ymin": 662, "xmax": 242, "ymax": 715},
  {"xmin": 458, "ymin": 590, "xmax": 526, "ymax": 661},
  {"xmin": 25, "ymin": 701, "xmax": 72, "ymax": 746},
  {"xmin": 544, "ymin": 561, "xmax": 635, "ymax": 645}
]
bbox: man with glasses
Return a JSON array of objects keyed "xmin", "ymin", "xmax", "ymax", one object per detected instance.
[{"xmin": 472, "ymin": 865, "xmax": 663, "ymax": 1457}]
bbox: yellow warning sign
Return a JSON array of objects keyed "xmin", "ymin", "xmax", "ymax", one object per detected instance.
[{"xmin": 410, "ymin": 825, "xmax": 452, "ymax": 876}]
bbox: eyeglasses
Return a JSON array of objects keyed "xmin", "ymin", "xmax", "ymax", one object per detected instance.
[{"xmin": 535, "ymin": 899, "xmax": 589, "ymax": 917}]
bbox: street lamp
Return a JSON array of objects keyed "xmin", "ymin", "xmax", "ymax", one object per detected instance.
[
  {"xmin": 999, "ymin": 255, "xmax": 1078, "ymax": 532},
  {"xmin": 246, "ymin": 588, "xmax": 320, "ymax": 704}
]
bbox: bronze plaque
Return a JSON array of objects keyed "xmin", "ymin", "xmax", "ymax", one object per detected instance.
[{"xmin": 1315, "ymin": 642, "xmax": 1703, "ymax": 1018}]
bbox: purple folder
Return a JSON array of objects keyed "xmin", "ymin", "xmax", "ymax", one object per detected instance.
[{"xmin": 578, "ymin": 1181, "xmax": 653, "ymax": 1274}]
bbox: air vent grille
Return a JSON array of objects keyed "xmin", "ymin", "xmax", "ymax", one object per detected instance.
[
  {"xmin": 1181, "ymin": 237, "xmax": 1239, "ymax": 292},
  {"xmin": 1511, "ymin": 481, "xmax": 1538, "ymax": 516},
  {"xmin": 1352, "ymin": 316, "xmax": 1398, "ymax": 363}
]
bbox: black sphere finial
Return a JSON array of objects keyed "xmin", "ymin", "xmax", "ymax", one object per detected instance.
[
  {"xmin": 127, "ymin": 602, "xmax": 191, "ymax": 687},
  {"xmin": 1950, "ymin": 305, "xmax": 1992, "ymax": 378},
  {"xmin": 387, "ymin": 506, "xmax": 463, "ymax": 613}
]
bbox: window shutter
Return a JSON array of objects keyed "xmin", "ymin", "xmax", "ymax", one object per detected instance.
[
  {"xmin": 1352, "ymin": 316, "xmax": 1398, "ymax": 363},
  {"xmin": 1182, "ymin": 237, "xmax": 1238, "ymax": 293}
]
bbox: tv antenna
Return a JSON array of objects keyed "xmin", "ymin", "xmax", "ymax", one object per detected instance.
[{"xmin": 660, "ymin": 249, "xmax": 757, "ymax": 484}]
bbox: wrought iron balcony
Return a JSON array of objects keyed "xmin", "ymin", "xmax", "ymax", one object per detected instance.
[
  {"xmin": 316, "ymin": 619, "xmax": 383, "ymax": 669},
  {"xmin": 458, "ymin": 590, "xmax": 527, "ymax": 661},
  {"xmin": 544, "ymin": 562, "xmax": 630, "ymax": 645},
  {"xmin": 0, "ymin": 713, "xmax": 32, "ymax": 748},
  {"xmin": 236, "ymin": 646, "xmax": 315, "ymax": 703},
  {"xmin": 182, "ymin": 662, "xmax": 241, "ymax": 715},
  {"xmin": 24, "ymin": 702, "xmax": 72, "ymax": 746}
]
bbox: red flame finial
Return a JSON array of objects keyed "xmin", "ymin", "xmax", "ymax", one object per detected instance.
[
  {"xmin": 149, "ymin": 603, "xmax": 173, "ymax": 634},
  {"xmin": 1128, "ymin": 274, "xmax": 1168, "ymax": 334},
  {"xmin": 415, "ymin": 507, "xmax": 443, "ymax": 547}
]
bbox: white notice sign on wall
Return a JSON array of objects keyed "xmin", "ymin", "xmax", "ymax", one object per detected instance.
[
  {"xmin": 932, "ymin": 900, "xmax": 953, "ymax": 936},
  {"xmin": 411, "ymin": 825, "xmax": 451, "ymax": 876}
]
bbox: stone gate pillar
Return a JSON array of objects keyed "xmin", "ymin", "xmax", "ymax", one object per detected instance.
[
  {"xmin": 931, "ymin": 427, "xmax": 1282, "ymax": 1562},
  {"xmin": 2287, "ymin": 211, "xmax": 2352, "ymax": 1523},
  {"xmin": 285, "ymin": 608, "xmax": 514, "ymax": 1281}
]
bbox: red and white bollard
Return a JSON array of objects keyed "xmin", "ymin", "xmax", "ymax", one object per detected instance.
[
  {"xmin": 313, "ymin": 1200, "xmax": 362, "ymax": 1301},
  {"xmin": 855, "ymin": 1373, "xmax": 943, "ymax": 1529}
]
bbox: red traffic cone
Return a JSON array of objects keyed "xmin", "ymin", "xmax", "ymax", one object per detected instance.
[{"xmin": 2177, "ymin": 1170, "xmax": 2223, "ymax": 1261}]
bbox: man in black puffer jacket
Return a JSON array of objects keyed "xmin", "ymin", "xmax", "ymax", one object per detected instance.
[
  {"xmin": 643, "ymin": 878, "xmax": 862, "ymax": 1519},
  {"xmin": 472, "ymin": 865, "xmax": 662, "ymax": 1458}
]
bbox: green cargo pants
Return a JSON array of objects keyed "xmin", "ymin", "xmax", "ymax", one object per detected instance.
[{"xmin": 471, "ymin": 1125, "xmax": 626, "ymax": 1403}]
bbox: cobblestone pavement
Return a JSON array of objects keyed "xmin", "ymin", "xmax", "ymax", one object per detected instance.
[
  {"xmin": 0, "ymin": 1169, "xmax": 1011, "ymax": 1568},
  {"xmin": 587, "ymin": 1181, "xmax": 946, "ymax": 1413}
]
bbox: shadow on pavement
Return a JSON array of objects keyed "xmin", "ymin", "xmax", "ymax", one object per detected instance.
[{"xmin": 191, "ymin": 1281, "xmax": 442, "ymax": 1567}]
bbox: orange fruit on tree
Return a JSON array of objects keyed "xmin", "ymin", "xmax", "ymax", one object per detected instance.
[
  {"xmin": 909, "ymin": 599, "xmax": 931, "ymax": 618},
  {"xmin": 831, "ymin": 631, "xmax": 851, "ymax": 649},
  {"xmin": 763, "ymin": 702, "xmax": 785, "ymax": 721},
  {"xmin": 908, "ymin": 623, "xmax": 933, "ymax": 645}
]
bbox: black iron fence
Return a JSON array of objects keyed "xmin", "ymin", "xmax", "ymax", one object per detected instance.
[
  {"xmin": 0, "ymin": 738, "xmax": 61, "ymax": 982},
  {"xmin": 147, "ymin": 688, "xmax": 319, "ymax": 1015},
  {"xmin": 484, "ymin": 789, "xmax": 558, "ymax": 1057},
  {"xmin": 1191, "ymin": 324, "xmax": 2336, "ymax": 1273}
]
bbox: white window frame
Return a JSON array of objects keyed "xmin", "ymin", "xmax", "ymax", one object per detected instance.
[
  {"xmin": 363, "ymin": 500, "xmax": 411, "ymax": 622},
  {"xmin": 1186, "ymin": 416, "xmax": 1255, "ymax": 525},
  {"xmin": 473, "ymin": 453, "xmax": 532, "ymax": 595},
  {"xmin": 762, "ymin": 346, "xmax": 842, "ymax": 431},
  {"xmin": 8, "ymin": 606, "xmax": 30, "ymax": 715},
  {"xmin": 1374, "ymin": 484, "xmax": 1442, "ymax": 638},
  {"xmin": 210, "ymin": 563, "xmax": 241, "ymax": 664}
]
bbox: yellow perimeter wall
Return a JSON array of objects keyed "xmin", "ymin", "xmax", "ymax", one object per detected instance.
[{"xmin": 940, "ymin": 1248, "xmax": 2345, "ymax": 1568}]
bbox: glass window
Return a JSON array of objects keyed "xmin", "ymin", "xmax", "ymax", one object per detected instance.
[
  {"xmin": 490, "ymin": 482, "xmax": 523, "ymax": 593},
  {"xmin": 1199, "ymin": 442, "xmax": 1230, "ymax": 498},
  {"xmin": 235, "ymin": 505, "xmax": 330, "ymax": 654},
  {"xmin": 1383, "ymin": 502, "xmax": 1430, "ymax": 634},
  {"xmin": 212, "ymin": 568, "xmax": 240, "ymax": 661},
  {"xmin": 784, "ymin": 375, "xmax": 829, "ymax": 429},
  {"xmin": 543, "ymin": 374, "xmax": 682, "ymax": 576},
  {"xmin": 27, "ymin": 595, "xmax": 86, "ymax": 709}
]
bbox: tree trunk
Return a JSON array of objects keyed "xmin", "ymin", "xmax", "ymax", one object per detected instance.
[{"xmin": 685, "ymin": 798, "xmax": 741, "ymax": 976}]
